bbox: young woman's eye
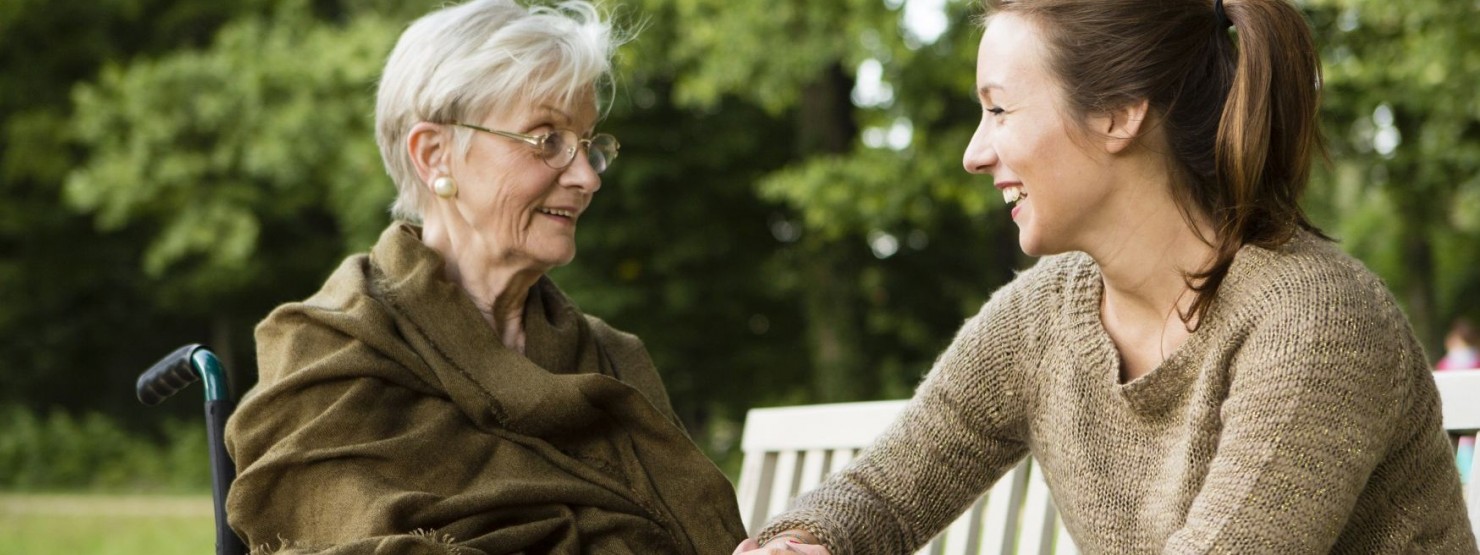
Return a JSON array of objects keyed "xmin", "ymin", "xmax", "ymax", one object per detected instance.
[{"xmin": 986, "ymin": 106, "xmax": 1006, "ymax": 116}]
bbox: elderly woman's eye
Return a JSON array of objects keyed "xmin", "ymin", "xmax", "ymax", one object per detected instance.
[{"xmin": 538, "ymin": 133, "xmax": 566, "ymax": 159}]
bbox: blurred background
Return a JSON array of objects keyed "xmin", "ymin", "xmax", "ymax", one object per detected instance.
[{"xmin": 1, "ymin": 0, "xmax": 1477, "ymax": 551}]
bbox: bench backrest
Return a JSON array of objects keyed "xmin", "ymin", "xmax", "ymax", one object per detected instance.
[
  {"xmin": 1434, "ymin": 370, "xmax": 1480, "ymax": 541},
  {"xmin": 738, "ymin": 371, "xmax": 1480, "ymax": 553},
  {"xmin": 736, "ymin": 400, "xmax": 1076, "ymax": 555}
]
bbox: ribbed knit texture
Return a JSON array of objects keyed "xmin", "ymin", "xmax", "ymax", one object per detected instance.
[{"xmin": 760, "ymin": 232, "xmax": 1477, "ymax": 554}]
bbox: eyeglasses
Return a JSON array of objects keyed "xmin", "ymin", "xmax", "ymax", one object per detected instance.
[{"xmin": 452, "ymin": 122, "xmax": 620, "ymax": 174}]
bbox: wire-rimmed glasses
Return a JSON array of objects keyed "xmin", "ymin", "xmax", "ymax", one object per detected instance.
[{"xmin": 452, "ymin": 122, "xmax": 619, "ymax": 174}]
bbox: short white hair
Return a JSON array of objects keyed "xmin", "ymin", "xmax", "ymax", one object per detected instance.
[{"xmin": 375, "ymin": 0, "xmax": 622, "ymax": 222}]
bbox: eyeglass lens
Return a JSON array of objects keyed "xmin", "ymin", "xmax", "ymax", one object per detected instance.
[{"xmin": 541, "ymin": 131, "xmax": 618, "ymax": 174}]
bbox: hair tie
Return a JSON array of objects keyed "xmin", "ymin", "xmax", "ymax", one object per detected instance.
[{"xmin": 1214, "ymin": 0, "xmax": 1232, "ymax": 29}]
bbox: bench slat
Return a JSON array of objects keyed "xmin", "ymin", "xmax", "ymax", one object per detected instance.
[{"xmin": 765, "ymin": 450, "xmax": 801, "ymax": 522}]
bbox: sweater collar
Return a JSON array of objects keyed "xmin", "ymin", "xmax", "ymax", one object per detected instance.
[
  {"xmin": 1066, "ymin": 231, "xmax": 1325, "ymax": 412},
  {"xmin": 1062, "ymin": 253, "xmax": 1214, "ymax": 413}
]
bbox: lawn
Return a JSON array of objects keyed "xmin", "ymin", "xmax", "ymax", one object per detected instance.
[{"xmin": 0, "ymin": 494, "xmax": 215, "ymax": 555}]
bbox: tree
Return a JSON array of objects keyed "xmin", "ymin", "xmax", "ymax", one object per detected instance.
[
  {"xmin": 13, "ymin": 0, "xmax": 1477, "ymax": 462},
  {"xmin": 1306, "ymin": 0, "xmax": 1480, "ymax": 354},
  {"xmin": 62, "ymin": 4, "xmax": 406, "ymax": 405},
  {"xmin": 0, "ymin": 0, "xmax": 279, "ymax": 421},
  {"xmin": 629, "ymin": 0, "xmax": 1024, "ymax": 403}
]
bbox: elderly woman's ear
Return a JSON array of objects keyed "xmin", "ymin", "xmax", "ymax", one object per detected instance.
[{"xmin": 407, "ymin": 121, "xmax": 453, "ymax": 196}]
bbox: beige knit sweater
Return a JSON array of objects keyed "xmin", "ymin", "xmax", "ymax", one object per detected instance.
[{"xmin": 760, "ymin": 232, "xmax": 1477, "ymax": 554}]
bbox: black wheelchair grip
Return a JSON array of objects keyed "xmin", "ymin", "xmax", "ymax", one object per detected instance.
[{"xmin": 137, "ymin": 344, "xmax": 204, "ymax": 406}]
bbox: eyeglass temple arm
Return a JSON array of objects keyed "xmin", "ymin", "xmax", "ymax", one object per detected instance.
[{"xmin": 452, "ymin": 122, "xmax": 541, "ymax": 146}]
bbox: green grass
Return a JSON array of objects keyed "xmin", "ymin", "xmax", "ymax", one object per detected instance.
[{"xmin": 0, "ymin": 494, "xmax": 215, "ymax": 555}]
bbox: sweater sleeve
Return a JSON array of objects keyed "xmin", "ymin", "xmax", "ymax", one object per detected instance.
[
  {"xmin": 1163, "ymin": 270, "xmax": 1417, "ymax": 553},
  {"xmin": 757, "ymin": 260, "xmax": 1060, "ymax": 554}
]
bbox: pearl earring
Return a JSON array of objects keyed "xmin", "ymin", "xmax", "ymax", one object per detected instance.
[{"xmin": 432, "ymin": 176, "xmax": 457, "ymax": 198}]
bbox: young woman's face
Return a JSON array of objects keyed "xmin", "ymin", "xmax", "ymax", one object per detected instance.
[{"xmin": 962, "ymin": 13, "xmax": 1118, "ymax": 257}]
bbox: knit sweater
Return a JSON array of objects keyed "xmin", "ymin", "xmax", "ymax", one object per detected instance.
[{"xmin": 759, "ymin": 232, "xmax": 1477, "ymax": 554}]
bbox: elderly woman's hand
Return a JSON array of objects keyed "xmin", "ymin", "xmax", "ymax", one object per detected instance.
[{"xmin": 732, "ymin": 531, "xmax": 832, "ymax": 555}]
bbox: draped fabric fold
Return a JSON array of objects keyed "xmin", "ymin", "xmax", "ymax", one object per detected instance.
[{"xmin": 225, "ymin": 223, "xmax": 745, "ymax": 554}]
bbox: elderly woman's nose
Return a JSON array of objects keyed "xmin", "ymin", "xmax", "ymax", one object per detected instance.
[{"xmin": 562, "ymin": 153, "xmax": 602, "ymax": 193}]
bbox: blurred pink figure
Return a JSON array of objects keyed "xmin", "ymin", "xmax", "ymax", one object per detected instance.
[{"xmin": 1436, "ymin": 318, "xmax": 1479, "ymax": 371}]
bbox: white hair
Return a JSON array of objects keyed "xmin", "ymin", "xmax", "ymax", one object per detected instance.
[{"xmin": 375, "ymin": 0, "xmax": 623, "ymax": 222}]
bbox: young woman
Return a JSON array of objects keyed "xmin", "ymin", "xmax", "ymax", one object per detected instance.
[{"xmin": 738, "ymin": 0, "xmax": 1477, "ymax": 552}]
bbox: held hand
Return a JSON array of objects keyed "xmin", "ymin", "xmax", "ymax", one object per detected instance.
[{"xmin": 732, "ymin": 536, "xmax": 832, "ymax": 554}]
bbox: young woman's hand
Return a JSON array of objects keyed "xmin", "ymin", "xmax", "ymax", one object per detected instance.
[{"xmin": 732, "ymin": 533, "xmax": 832, "ymax": 554}]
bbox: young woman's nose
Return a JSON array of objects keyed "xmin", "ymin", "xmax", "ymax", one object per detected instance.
[{"xmin": 962, "ymin": 122, "xmax": 998, "ymax": 175}]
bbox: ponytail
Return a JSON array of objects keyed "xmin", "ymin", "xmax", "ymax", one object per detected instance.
[{"xmin": 1188, "ymin": 0, "xmax": 1326, "ymax": 324}]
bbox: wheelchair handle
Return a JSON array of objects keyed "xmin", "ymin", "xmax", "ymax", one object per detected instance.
[
  {"xmin": 135, "ymin": 343, "xmax": 246, "ymax": 555},
  {"xmin": 136, "ymin": 344, "xmax": 231, "ymax": 405}
]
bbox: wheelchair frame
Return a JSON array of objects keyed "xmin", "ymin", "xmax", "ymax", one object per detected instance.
[{"xmin": 136, "ymin": 344, "xmax": 247, "ymax": 555}]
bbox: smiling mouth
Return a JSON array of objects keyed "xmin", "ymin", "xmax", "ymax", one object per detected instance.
[
  {"xmin": 1002, "ymin": 185, "xmax": 1027, "ymax": 205},
  {"xmin": 537, "ymin": 207, "xmax": 576, "ymax": 219}
]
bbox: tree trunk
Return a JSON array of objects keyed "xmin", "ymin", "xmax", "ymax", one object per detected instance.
[
  {"xmin": 796, "ymin": 63, "xmax": 865, "ymax": 402},
  {"xmin": 1401, "ymin": 224, "xmax": 1439, "ymax": 359},
  {"xmin": 802, "ymin": 239, "xmax": 866, "ymax": 402},
  {"xmin": 211, "ymin": 314, "xmax": 238, "ymax": 398}
]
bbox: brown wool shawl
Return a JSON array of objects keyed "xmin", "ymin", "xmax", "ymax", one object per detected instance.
[
  {"xmin": 225, "ymin": 223, "xmax": 745, "ymax": 554},
  {"xmin": 760, "ymin": 231, "xmax": 1478, "ymax": 554}
]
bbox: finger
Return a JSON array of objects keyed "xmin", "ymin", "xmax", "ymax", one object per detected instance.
[{"xmin": 733, "ymin": 538, "xmax": 760, "ymax": 554}]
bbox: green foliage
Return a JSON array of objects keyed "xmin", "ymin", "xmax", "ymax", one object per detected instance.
[
  {"xmin": 3, "ymin": 0, "xmax": 1477, "ymax": 470},
  {"xmin": 626, "ymin": 0, "xmax": 896, "ymax": 113},
  {"xmin": 1305, "ymin": 0, "xmax": 1480, "ymax": 350},
  {"xmin": 0, "ymin": 0, "xmax": 282, "ymax": 426},
  {"xmin": 0, "ymin": 406, "xmax": 209, "ymax": 492},
  {"xmin": 649, "ymin": 0, "xmax": 1020, "ymax": 406},
  {"xmin": 757, "ymin": 127, "xmax": 987, "ymax": 240},
  {"xmin": 66, "ymin": 5, "xmax": 399, "ymax": 290}
]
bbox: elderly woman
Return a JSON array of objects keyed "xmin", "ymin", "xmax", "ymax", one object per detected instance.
[
  {"xmin": 738, "ymin": 0, "xmax": 1475, "ymax": 552},
  {"xmin": 224, "ymin": 1, "xmax": 746, "ymax": 552}
]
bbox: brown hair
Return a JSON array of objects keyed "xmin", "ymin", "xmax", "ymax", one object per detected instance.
[{"xmin": 982, "ymin": 0, "xmax": 1326, "ymax": 325}]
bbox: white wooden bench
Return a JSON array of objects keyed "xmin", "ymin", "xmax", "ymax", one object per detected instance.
[
  {"xmin": 1434, "ymin": 369, "xmax": 1480, "ymax": 541},
  {"xmin": 736, "ymin": 400, "xmax": 1076, "ymax": 555},
  {"xmin": 738, "ymin": 371, "xmax": 1480, "ymax": 553}
]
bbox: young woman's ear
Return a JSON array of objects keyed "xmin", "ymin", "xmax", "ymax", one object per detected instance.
[
  {"xmin": 407, "ymin": 122, "xmax": 452, "ymax": 191},
  {"xmin": 1104, "ymin": 99, "xmax": 1151, "ymax": 154}
]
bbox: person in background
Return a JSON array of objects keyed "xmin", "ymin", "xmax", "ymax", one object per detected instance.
[
  {"xmin": 1437, "ymin": 318, "xmax": 1479, "ymax": 370},
  {"xmin": 224, "ymin": 1, "xmax": 746, "ymax": 552},
  {"xmin": 736, "ymin": 0, "xmax": 1477, "ymax": 552}
]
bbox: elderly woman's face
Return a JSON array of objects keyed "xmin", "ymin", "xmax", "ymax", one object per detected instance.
[{"xmin": 449, "ymin": 96, "xmax": 602, "ymax": 272}]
